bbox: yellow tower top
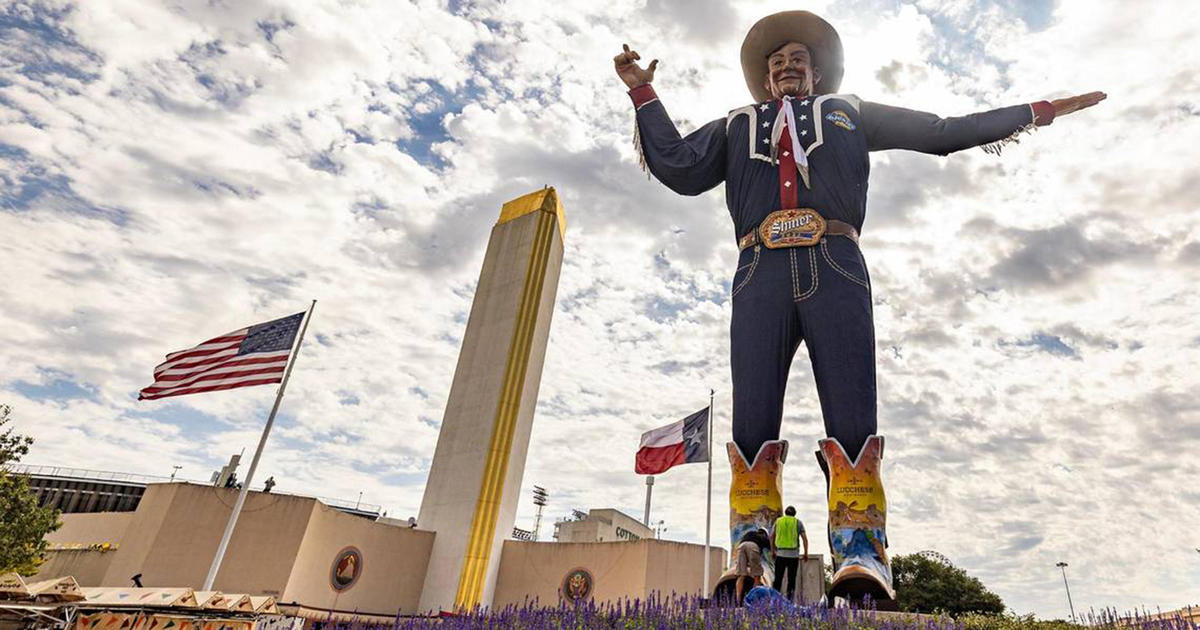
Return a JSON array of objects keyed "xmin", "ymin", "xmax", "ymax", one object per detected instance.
[{"xmin": 497, "ymin": 187, "xmax": 566, "ymax": 241}]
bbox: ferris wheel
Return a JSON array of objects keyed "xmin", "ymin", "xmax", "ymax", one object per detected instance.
[{"xmin": 916, "ymin": 549, "xmax": 955, "ymax": 567}]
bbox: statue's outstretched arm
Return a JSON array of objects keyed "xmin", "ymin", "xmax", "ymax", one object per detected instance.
[{"xmin": 860, "ymin": 91, "xmax": 1106, "ymax": 156}]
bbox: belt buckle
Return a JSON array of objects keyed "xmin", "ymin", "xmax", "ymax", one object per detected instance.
[{"xmin": 758, "ymin": 208, "xmax": 826, "ymax": 249}]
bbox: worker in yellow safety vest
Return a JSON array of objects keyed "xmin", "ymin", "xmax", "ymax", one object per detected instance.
[{"xmin": 772, "ymin": 506, "xmax": 808, "ymax": 601}]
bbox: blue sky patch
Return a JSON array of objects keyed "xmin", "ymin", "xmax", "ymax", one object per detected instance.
[
  {"xmin": 12, "ymin": 375, "xmax": 97, "ymax": 403},
  {"xmin": 0, "ymin": 3, "xmax": 102, "ymax": 87},
  {"xmin": 127, "ymin": 404, "xmax": 228, "ymax": 443},
  {"xmin": 1013, "ymin": 332, "xmax": 1079, "ymax": 358},
  {"xmin": 0, "ymin": 144, "xmax": 129, "ymax": 224},
  {"xmin": 394, "ymin": 80, "xmax": 463, "ymax": 169}
]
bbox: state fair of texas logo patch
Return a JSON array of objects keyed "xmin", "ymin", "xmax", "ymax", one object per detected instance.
[{"xmin": 826, "ymin": 110, "xmax": 855, "ymax": 131}]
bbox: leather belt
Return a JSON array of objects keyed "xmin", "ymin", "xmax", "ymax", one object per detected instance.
[{"xmin": 739, "ymin": 211, "xmax": 858, "ymax": 250}]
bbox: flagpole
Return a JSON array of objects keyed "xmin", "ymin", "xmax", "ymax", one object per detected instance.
[
  {"xmin": 202, "ymin": 300, "xmax": 317, "ymax": 590},
  {"xmin": 703, "ymin": 388, "xmax": 713, "ymax": 600}
]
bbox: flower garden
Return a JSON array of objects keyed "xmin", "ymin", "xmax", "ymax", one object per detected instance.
[{"xmin": 310, "ymin": 596, "xmax": 1198, "ymax": 630}]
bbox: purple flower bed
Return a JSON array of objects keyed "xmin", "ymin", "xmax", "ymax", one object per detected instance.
[{"xmin": 310, "ymin": 596, "xmax": 1198, "ymax": 630}]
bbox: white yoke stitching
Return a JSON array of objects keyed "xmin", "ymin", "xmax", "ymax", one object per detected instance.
[{"xmin": 728, "ymin": 105, "xmax": 777, "ymax": 164}]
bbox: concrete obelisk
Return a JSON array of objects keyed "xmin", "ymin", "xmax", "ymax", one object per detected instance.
[{"xmin": 417, "ymin": 187, "xmax": 566, "ymax": 613}]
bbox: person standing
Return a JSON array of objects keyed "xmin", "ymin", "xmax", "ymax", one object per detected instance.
[{"xmin": 772, "ymin": 506, "xmax": 808, "ymax": 601}]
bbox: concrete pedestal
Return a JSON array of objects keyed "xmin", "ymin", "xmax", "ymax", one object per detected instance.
[
  {"xmin": 417, "ymin": 188, "xmax": 565, "ymax": 613},
  {"xmin": 794, "ymin": 555, "xmax": 824, "ymax": 605}
]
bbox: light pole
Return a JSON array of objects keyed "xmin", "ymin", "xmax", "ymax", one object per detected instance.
[
  {"xmin": 643, "ymin": 476, "xmax": 654, "ymax": 526},
  {"xmin": 531, "ymin": 486, "xmax": 549, "ymax": 541},
  {"xmin": 1056, "ymin": 561, "xmax": 1076, "ymax": 621}
]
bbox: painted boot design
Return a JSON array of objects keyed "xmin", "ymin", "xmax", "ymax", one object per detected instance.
[
  {"xmin": 712, "ymin": 440, "xmax": 788, "ymax": 600},
  {"xmin": 728, "ymin": 440, "xmax": 788, "ymax": 552},
  {"xmin": 817, "ymin": 435, "xmax": 896, "ymax": 604}
]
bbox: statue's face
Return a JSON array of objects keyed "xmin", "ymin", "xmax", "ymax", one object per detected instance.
[{"xmin": 765, "ymin": 42, "xmax": 821, "ymax": 99}]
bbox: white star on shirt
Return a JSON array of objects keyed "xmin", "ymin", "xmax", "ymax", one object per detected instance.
[
  {"xmin": 800, "ymin": 100, "xmax": 809, "ymax": 106},
  {"xmin": 801, "ymin": 130, "xmax": 808, "ymax": 136},
  {"xmin": 759, "ymin": 103, "xmax": 770, "ymax": 111},
  {"xmin": 762, "ymin": 138, "xmax": 769, "ymax": 144},
  {"xmin": 784, "ymin": 181, "xmax": 792, "ymax": 188},
  {"xmin": 800, "ymin": 115, "xmax": 807, "ymax": 121},
  {"xmin": 762, "ymin": 121, "xmax": 770, "ymax": 128}
]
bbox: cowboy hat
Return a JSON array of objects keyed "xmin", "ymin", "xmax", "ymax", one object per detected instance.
[{"xmin": 741, "ymin": 10, "xmax": 844, "ymax": 102}]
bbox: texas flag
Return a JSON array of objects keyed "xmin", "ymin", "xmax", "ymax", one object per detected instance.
[{"xmin": 635, "ymin": 407, "xmax": 710, "ymax": 475}]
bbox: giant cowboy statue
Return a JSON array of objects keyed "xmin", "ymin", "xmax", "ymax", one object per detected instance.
[{"xmin": 614, "ymin": 11, "xmax": 1104, "ymax": 606}]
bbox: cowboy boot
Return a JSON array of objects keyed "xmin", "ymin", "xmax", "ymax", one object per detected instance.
[
  {"xmin": 816, "ymin": 435, "xmax": 896, "ymax": 606},
  {"xmin": 712, "ymin": 440, "xmax": 787, "ymax": 601}
]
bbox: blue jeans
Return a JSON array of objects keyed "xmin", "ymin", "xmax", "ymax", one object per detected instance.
[{"xmin": 730, "ymin": 235, "xmax": 877, "ymax": 459}]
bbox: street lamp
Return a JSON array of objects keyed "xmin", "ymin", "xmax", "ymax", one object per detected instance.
[{"xmin": 1056, "ymin": 562, "xmax": 1076, "ymax": 621}]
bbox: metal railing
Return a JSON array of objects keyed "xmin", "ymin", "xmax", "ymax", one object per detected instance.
[
  {"xmin": 7, "ymin": 463, "xmax": 177, "ymax": 485},
  {"xmin": 7, "ymin": 463, "xmax": 381, "ymax": 514}
]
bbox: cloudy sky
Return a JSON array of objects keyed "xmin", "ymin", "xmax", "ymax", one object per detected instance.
[{"xmin": 3, "ymin": 0, "xmax": 1198, "ymax": 616}]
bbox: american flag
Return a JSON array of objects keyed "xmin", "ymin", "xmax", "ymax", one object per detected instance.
[{"xmin": 138, "ymin": 312, "xmax": 305, "ymax": 401}]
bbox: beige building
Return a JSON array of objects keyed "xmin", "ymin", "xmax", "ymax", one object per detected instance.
[
  {"xmin": 494, "ymin": 539, "xmax": 724, "ymax": 607},
  {"xmin": 553, "ymin": 509, "xmax": 653, "ymax": 543},
  {"xmin": 33, "ymin": 482, "xmax": 725, "ymax": 616},
  {"xmin": 35, "ymin": 483, "xmax": 433, "ymax": 616}
]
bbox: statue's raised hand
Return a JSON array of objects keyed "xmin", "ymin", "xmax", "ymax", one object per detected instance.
[
  {"xmin": 614, "ymin": 44, "xmax": 658, "ymax": 89},
  {"xmin": 1051, "ymin": 91, "xmax": 1107, "ymax": 118}
]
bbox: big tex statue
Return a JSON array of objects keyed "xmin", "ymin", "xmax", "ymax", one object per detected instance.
[{"xmin": 615, "ymin": 11, "xmax": 1104, "ymax": 605}]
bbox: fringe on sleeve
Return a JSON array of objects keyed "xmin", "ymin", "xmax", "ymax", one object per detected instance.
[
  {"xmin": 633, "ymin": 119, "xmax": 650, "ymax": 178},
  {"xmin": 981, "ymin": 122, "xmax": 1037, "ymax": 156}
]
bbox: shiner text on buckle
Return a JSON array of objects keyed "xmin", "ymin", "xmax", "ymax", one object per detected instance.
[{"xmin": 759, "ymin": 208, "xmax": 826, "ymax": 248}]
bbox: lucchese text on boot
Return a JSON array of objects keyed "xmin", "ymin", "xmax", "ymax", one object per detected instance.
[{"xmin": 818, "ymin": 435, "xmax": 894, "ymax": 602}]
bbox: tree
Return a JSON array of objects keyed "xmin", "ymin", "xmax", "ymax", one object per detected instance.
[
  {"xmin": 892, "ymin": 552, "xmax": 1005, "ymax": 615},
  {"xmin": 0, "ymin": 404, "xmax": 61, "ymax": 575}
]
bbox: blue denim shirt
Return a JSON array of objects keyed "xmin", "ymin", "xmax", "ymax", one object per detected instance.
[{"xmin": 633, "ymin": 89, "xmax": 1036, "ymax": 239}]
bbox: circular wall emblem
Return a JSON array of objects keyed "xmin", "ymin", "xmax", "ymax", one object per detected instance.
[
  {"xmin": 330, "ymin": 546, "xmax": 363, "ymax": 591},
  {"xmin": 560, "ymin": 567, "xmax": 593, "ymax": 602}
]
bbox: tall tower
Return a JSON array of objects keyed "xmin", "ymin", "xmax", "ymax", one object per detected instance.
[{"xmin": 417, "ymin": 187, "xmax": 566, "ymax": 613}]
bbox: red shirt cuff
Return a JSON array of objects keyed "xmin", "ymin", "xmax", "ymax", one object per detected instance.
[
  {"xmin": 629, "ymin": 84, "xmax": 658, "ymax": 109},
  {"xmin": 1031, "ymin": 100, "xmax": 1055, "ymax": 126}
]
